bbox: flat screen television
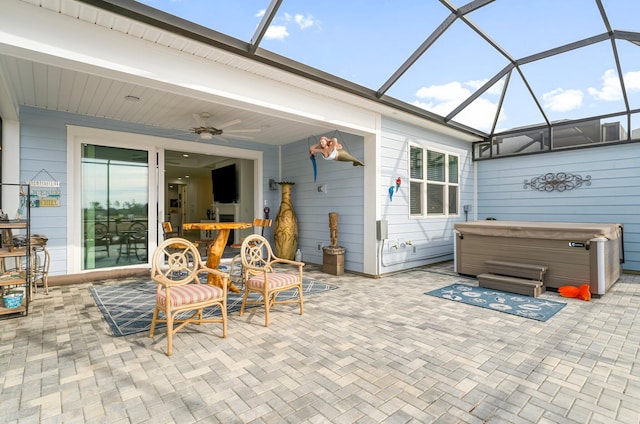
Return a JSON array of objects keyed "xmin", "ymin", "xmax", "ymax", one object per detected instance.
[{"xmin": 211, "ymin": 164, "xmax": 237, "ymax": 203}]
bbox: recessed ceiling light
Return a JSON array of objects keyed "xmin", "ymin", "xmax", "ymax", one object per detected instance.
[
  {"xmin": 182, "ymin": 154, "xmax": 189, "ymax": 157},
  {"xmin": 185, "ymin": 175, "xmax": 190, "ymax": 178},
  {"xmin": 124, "ymin": 95, "xmax": 140, "ymax": 102}
]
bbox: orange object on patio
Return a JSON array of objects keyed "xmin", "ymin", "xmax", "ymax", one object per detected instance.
[{"xmin": 182, "ymin": 221, "xmax": 253, "ymax": 293}]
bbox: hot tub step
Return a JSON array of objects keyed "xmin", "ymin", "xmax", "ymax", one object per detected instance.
[
  {"xmin": 485, "ymin": 260, "xmax": 548, "ymax": 282},
  {"xmin": 478, "ymin": 273, "xmax": 546, "ymax": 297}
]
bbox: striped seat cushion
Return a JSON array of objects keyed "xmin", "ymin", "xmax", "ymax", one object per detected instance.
[
  {"xmin": 247, "ymin": 273, "xmax": 299, "ymax": 290},
  {"xmin": 157, "ymin": 284, "xmax": 224, "ymax": 308}
]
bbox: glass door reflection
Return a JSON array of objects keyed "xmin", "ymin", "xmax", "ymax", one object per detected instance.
[{"xmin": 82, "ymin": 145, "xmax": 149, "ymax": 270}]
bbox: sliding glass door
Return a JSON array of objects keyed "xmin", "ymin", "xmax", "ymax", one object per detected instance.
[{"xmin": 82, "ymin": 145, "xmax": 149, "ymax": 270}]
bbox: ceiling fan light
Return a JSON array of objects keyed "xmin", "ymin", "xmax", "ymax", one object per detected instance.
[{"xmin": 200, "ymin": 132, "xmax": 213, "ymax": 140}]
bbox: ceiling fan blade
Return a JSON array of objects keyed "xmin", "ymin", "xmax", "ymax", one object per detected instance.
[
  {"xmin": 225, "ymin": 128, "xmax": 261, "ymax": 134},
  {"xmin": 217, "ymin": 119, "xmax": 242, "ymax": 129},
  {"xmin": 215, "ymin": 135, "xmax": 232, "ymax": 143},
  {"xmin": 223, "ymin": 133, "xmax": 255, "ymax": 140}
]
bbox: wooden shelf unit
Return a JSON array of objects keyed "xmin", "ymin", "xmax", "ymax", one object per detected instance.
[
  {"xmin": 0, "ymin": 183, "xmax": 30, "ymax": 318},
  {"xmin": 0, "ymin": 270, "xmax": 27, "ymax": 315}
]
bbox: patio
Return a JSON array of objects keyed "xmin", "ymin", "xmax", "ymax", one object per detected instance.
[{"xmin": 1, "ymin": 262, "xmax": 639, "ymax": 423}]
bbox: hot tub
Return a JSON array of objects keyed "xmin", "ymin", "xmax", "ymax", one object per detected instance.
[{"xmin": 454, "ymin": 221, "xmax": 624, "ymax": 295}]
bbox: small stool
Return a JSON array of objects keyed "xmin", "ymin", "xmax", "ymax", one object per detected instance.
[{"xmin": 30, "ymin": 244, "xmax": 50, "ymax": 296}]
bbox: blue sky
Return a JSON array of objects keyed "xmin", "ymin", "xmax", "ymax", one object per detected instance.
[{"xmin": 138, "ymin": 0, "xmax": 640, "ymax": 135}]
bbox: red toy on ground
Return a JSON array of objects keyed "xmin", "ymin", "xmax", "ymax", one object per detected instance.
[{"xmin": 558, "ymin": 284, "xmax": 591, "ymax": 301}]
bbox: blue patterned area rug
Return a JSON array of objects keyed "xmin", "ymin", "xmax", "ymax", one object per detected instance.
[
  {"xmin": 425, "ymin": 283, "xmax": 566, "ymax": 322},
  {"xmin": 91, "ymin": 277, "xmax": 337, "ymax": 337}
]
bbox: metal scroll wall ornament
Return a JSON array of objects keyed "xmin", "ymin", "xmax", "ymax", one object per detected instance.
[{"xmin": 524, "ymin": 172, "xmax": 591, "ymax": 192}]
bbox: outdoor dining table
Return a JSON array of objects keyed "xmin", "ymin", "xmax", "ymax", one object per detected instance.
[{"xmin": 182, "ymin": 221, "xmax": 253, "ymax": 293}]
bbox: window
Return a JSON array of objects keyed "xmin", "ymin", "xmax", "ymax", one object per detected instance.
[{"xmin": 409, "ymin": 145, "xmax": 459, "ymax": 217}]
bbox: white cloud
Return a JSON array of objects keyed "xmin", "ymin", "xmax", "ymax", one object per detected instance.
[
  {"xmin": 542, "ymin": 88, "xmax": 583, "ymax": 112},
  {"xmin": 416, "ymin": 78, "xmax": 504, "ymax": 103},
  {"xmin": 624, "ymin": 70, "xmax": 640, "ymax": 91},
  {"xmin": 413, "ymin": 99, "xmax": 449, "ymax": 115},
  {"xmin": 294, "ymin": 14, "xmax": 315, "ymax": 30},
  {"xmin": 413, "ymin": 81, "xmax": 500, "ymax": 131},
  {"xmin": 416, "ymin": 81, "xmax": 469, "ymax": 103},
  {"xmin": 465, "ymin": 78, "xmax": 504, "ymax": 95},
  {"xmin": 414, "ymin": 97, "xmax": 499, "ymax": 131},
  {"xmin": 588, "ymin": 69, "xmax": 622, "ymax": 101},
  {"xmin": 262, "ymin": 11, "xmax": 317, "ymax": 41},
  {"xmin": 455, "ymin": 98, "xmax": 500, "ymax": 130},
  {"xmin": 264, "ymin": 25, "xmax": 289, "ymax": 40},
  {"xmin": 486, "ymin": 80, "xmax": 505, "ymax": 96},
  {"xmin": 587, "ymin": 68, "xmax": 640, "ymax": 102},
  {"xmin": 256, "ymin": 9, "xmax": 265, "ymax": 18}
]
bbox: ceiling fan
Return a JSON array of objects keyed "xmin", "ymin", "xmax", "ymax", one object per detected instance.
[{"xmin": 186, "ymin": 112, "xmax": 260, "ymax": 142}]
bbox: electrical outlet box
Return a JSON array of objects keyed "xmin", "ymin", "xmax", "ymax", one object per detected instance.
[
  {"xmin": 376, "ymin": 220, "xmax": 388, "ymax": 240},
  {"xmin": 317, "ymin": 184, "xmax": 327, "ymax": 193},
  {"xmin": 316, "ymin": 242, "xmax": 323, "ymax": 251}
]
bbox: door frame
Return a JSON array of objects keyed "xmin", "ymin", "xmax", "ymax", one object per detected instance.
[{"xmin": 67, "ymin": 125, "xmax": 264, "ymax": 274}]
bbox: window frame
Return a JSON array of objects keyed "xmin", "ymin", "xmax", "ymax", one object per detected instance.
[{"xmin": 409, "ymin": 144, "xmax": 460, "ymax": 218}]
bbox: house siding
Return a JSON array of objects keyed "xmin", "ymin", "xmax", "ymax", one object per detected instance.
[
  {"xmin": 19, "ymin": 108, "xmax": 69, "ymax": 276},
  {"xmin": 476, "ymin": 143, "xmax": 640, "ymax": 272},
  {"xmin": 378, "ymin": 118, "xmax": 475, "ymax": 274},
  {"xmin": 280, "ymin": 133, "xmax": 366, "ymax": 273}
]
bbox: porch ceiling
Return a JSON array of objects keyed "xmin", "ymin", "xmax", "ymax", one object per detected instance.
[{"xmin": 0, "ymin": 53, "xmax": 337, "ymax": 147}]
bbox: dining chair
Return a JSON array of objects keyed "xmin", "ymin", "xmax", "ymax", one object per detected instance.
[
  {"xmin": 161, "ymin": 221, "xmax": 179, "ymax": 238},
  {"xmin": 128, "ymin": 221, "xmax": 148, "ymax": 260},
  {"xmin": 229, "ymin": 218, "xmax": 272, "ymax": 288},
  {"xmin": 149, "ymin": 237, "xmax": 229, "ymax": 356},
  {"xmin": 87, "ymin": 222, "xmax": 112, "ymax": 257},
  {"xmin": 230, "ymin": 218, "xmax": 272, "ymax": 249},
  {"xmin": 117, "ymin": 221, "xmax": 147, "ymax": 263},
  {"xmin": 162, "ymin": 221, "xmax": 201, "ymax": 252},
  {"xmin": 239, "ymin": 234, "xmax": 304, "ymax": 327}
]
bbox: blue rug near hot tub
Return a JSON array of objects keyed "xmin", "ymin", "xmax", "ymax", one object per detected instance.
[{"xmin": 425, "ymin": 283, "xmax": 566, "ymax": 322}]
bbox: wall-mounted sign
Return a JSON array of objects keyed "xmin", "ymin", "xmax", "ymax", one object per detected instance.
[{"xmin": 28, "ymin": 169, "xmax": 61, "ymax": 207}]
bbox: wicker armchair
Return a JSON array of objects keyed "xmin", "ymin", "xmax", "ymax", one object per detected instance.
[
  {"xmin": 229, "ymin": 218, "xmax": 272, "ymax": 288},
  {"xmin": 149, "ymin": 237, "xmax": 229, "ymax": 356},
  {"xmin": 239, "ymin": 234, "xmax": 304, "ymax": 327}
]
